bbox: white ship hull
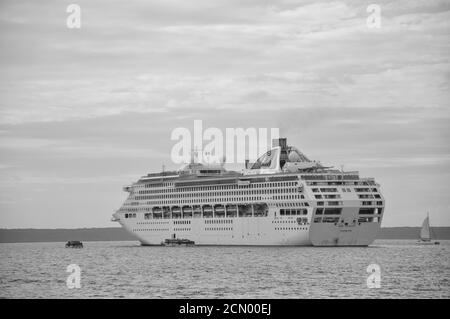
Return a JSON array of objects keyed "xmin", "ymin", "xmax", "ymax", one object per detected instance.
[{"xmin": 117, "ymin": 210, "xmax": 381, "ymax": 246}]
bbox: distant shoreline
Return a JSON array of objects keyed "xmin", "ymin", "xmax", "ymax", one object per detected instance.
[{"xmin": 0, "ymin": 227, "xmax": 449, "ymax": 243}]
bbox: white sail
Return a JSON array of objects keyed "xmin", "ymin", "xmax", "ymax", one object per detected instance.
[{"xmin": 420, "ymin": 216, "xmax": 431, "ymax": 241}]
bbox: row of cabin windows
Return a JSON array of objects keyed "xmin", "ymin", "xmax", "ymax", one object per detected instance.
[
  {"xmin": 314, "ymin": 194, "xmax": 341, "ymax": 199},
  {"xmin": 174, "ymin": 220, "xmax": 191, "ymax": 225},
  {"xmin": 306, "ymin": 180, "xmax": 376, "ymax": 185},
  {"xmin": 143, "ymin": 181, "xmax": 298, "ymax": 191},
  {"xmin": 315, "ymin": 201, "xmax": 383, "ymax": 208},
  {"xmin": 279, "ymin": 209, "xmax": 307, "ymax": 216},
  {"xmin": 362, "ymin": 201, "xmax": 384, "ymax": 206},
  {"xmin": 315, "ymin": 208, "xmax": 342, "ymax": 215},
  {"xmin": 275, "ymin": 227, "xmax": 308, "ymax": 230},
  {"xmin": 314, "ymin": 208, "xmax": 383, "ymax": 217},
  {"xmin": 277, "ymin": 202, "xmax": 309, "ymax": 207},
  {"xmin": 312, "ymin": 188, "xmax": 339, "ymax": 193},
  {"xmin": 355, "ymin": 188, "xmax": 378, "ymax": 192},
  {"xmin": 124, "ymin": 194, "xmax": 307, "ymax": 206},
  {"xmin": 205, "ymin": 219, "xmax": 233, "ymax": 224},
  {"xmin": 359, "ymin": 208, "xmax": 383, "ymax": 215},
  {"xmin": 358, "ymin": 194, "xmax": 382, "ymax": 199},
  {"xmin": 133, "ymin": 228, "xmax": 169, "ymax": 232},
  {"xmin": 312, "ymin": 187, "xmax": 379, "ymax": 193},
  {"xmin": 141, "ymin": 194, "xmax": 304, "ymax": 205},
  {"xmin": 316, "ymin": 201, "xmax": 343, "ymax": 206},
  {"xmin": 273, "ymin": 220, "xmax": 303, "ymax": 224},
  {"xmin": 313, "ymin": 216, "xmax": 381, "ymax": 223},
  {"xmin": 137, "ymin": 221, "xmax": 169, "ymax": 225},
  {"xmin": 136, "ymin": 187, "xmax": 300, "ymax": 200}
]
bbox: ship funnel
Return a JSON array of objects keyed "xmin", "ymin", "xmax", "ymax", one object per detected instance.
[{"xmin": 272, "ymin": 138, "xmax": 287, "ymax": 148}]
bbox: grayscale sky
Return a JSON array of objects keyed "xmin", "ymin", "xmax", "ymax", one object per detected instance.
[{"xmin": 0, "ymin": 0, "xmax": 449, "ymax": 228}]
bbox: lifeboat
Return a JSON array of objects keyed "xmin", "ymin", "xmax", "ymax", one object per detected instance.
[
  {"xmin": 182, "ymin": 206, "xmax": 192, "ymax": 213},
  {"xmin": 172, "ymin": 206, "xmax": 181, "ymax": 213},
  {"xmin": 214, "ymin": 204, "xmax": 225, "ymax": 212}
]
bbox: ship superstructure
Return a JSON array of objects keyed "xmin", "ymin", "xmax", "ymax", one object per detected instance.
[{"xmin": 112, "ymin": 138, "xmax": 385, "ymax": 246}]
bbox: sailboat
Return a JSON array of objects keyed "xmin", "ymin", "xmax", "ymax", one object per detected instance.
[{"xmin": 417, "ymin": 213, "xmax": 440, "ymax": 245}]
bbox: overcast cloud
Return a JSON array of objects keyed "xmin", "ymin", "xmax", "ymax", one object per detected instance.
[{"xmin": 0, "ymin": 0, "xmax": 449, "ymax": 228}]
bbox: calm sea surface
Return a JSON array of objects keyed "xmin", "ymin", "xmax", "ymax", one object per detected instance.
[{"xmin": 1, "ymin": 240, "xmax": 449, "ymax": 298}]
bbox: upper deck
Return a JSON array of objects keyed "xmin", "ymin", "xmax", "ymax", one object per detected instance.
[
  {"xmin": 133, "ymin": 137, "xmax": 377, "ymax": 189},
  {"xmin": 135, "ymin": 169, "xmax": 378, "ymax": 190}
]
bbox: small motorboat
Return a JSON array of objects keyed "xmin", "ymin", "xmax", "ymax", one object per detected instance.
[
  {"xmin": 65, "ymin": 240, "xmax": 83, "ymax": 248},
  {"xmin": 161, "ymin": 238, "xmax": 195, "ymax": 247},
  {"xmin": 417, "ymin": 213, "xmax": 440, "ymax": 245}
]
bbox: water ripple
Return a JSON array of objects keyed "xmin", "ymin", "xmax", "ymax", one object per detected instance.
[{"xmin": 0, "ymin": 240, "xmax": 449, "ymax": 298}]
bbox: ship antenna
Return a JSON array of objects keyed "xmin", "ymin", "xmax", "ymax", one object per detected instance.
[
  {"xmin": 220, "ymin": 155, "xmax": 226, "ymax": 167},
  {"xmin": 189, "ymin": 148, "xmax": 193, "ymax": 164},
  {"xmin": 190, "ymin": 147, "xmax": 199, "ymax": 164}
]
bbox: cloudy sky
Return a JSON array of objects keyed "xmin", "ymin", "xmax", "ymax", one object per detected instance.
[{"xmin": 0, "ymin": 0, "xmax": 449, "ymax": 228}]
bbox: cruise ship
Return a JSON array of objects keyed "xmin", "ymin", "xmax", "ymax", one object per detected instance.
[{"xmin": 112, "ymin": 138, "xmax": 385, "ymax": 246}]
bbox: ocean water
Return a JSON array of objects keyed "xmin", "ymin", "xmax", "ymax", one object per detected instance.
[{"xmin": 0, "ymin": 240, "xmax": 449, "ymax": 298}]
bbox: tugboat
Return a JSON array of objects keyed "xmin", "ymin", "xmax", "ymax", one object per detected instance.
[
  {"xmin": 65, "ymin": 240, "xmax": 83, "ymax": 248},
  {"xmin": 417, "ymin": 213, "xmax": 440, "ymax": 245}
]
